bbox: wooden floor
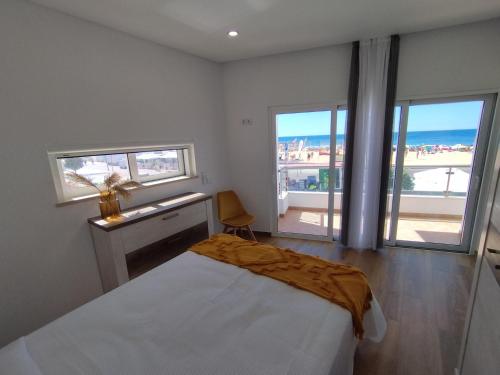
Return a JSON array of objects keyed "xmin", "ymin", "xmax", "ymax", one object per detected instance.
[{"xmin": 255, "ymin": 233, "xmax": 475, "ymax": 375}]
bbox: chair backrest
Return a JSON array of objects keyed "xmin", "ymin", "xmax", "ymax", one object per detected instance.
[{"xmin": 217, "ymin": 190, "xmax": 247, "ymax": 221}]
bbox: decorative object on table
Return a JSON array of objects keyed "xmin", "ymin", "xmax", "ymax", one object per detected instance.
[
  {"xmin": 216, "ymin": 190, "xmax": 256, "ymax": 240},
  {"xmin": 65, "ymin": 172, "xmax": 141, "ymax": 219}
]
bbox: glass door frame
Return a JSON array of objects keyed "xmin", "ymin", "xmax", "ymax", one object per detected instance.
[
  {"xmin": 269, "ymin": 103, "xmax": 344, "ymax": 241},
  {"xmin": 385, "ymin": 94, "xmax": 497, "ymax": 252}
]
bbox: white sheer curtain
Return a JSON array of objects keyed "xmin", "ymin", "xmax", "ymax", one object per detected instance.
[{"xmin": 348, "ymin": 38, "xmax": 390, "ymax": 249}]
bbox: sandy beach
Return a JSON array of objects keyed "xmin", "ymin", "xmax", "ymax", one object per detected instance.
[{"xmin": 392, "ymin": 150, "xmax": 473, "ymax": 166}]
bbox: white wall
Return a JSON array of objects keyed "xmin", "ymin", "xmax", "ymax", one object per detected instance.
[
  {"xmin": 398, "ymin": 19, "xmax": 500, "ymax": 98},
  {"xmin": 0, "ymin": 0, "xmax": 229, "ymax": 347},
  {"xmin": 223, "ymin": 45, "xmax": 351, "ymax": 231},
  {"xmin": 223, "ymin": 19, "xmax": 500, "ymax": 233},
  {"xmin": 287, "ymin": 191, "xmax": 341, "ymax": 211}
]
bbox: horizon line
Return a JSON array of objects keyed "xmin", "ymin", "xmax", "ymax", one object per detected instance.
[{"xmin": 279, "ymin": 128, "xmax": 477, "ymax": 137}]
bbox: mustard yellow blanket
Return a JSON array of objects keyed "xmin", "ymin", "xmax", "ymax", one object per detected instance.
[{"xmin": 190, "ymin": 234, "xmax": 372, "ymax": 339}]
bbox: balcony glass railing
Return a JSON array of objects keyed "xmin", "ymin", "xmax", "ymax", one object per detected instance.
[
  {"xmin": 279, "ymin": 165, "xmax": 470, "ymax": 197},
  {"xmin": 278, "ymin": 165, "xmax": 343, "ymax": 193}
]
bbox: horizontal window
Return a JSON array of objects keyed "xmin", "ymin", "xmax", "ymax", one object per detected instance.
[
  {"xmin": 48, "ymin": 144, "xmax": 197, "ymax": 203},
  {"xmin": 131, "ymin": 150, "xmax": 185, "ymax": 182}
]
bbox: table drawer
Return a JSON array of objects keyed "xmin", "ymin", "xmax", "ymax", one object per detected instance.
[{"xmin": 119, "ymin": 201, "xmax": 207, "ymax": 254}]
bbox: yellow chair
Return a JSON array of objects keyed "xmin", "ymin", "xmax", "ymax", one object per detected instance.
[{"xmin": 217, "ymin": 190, "xmax": 256, "ymax": 241}]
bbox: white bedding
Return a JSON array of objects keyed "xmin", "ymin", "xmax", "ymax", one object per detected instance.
[{"xmin": 0, "ymin": 251, "xmax": 386, "ymax": 375}]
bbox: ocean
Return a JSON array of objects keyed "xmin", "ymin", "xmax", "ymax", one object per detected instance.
[{"xmin": 278, "ymin": 129, "xmax": 477, "ymax": 147}]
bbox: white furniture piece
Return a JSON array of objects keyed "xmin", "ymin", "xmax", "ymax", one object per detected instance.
[
  {"xmin": 0, "ymin": 250, "xmax": 386, "ymax": 375},
  {"xmin": 459, "ymin": 174, "xmax": 500, "ymax": 375},
  {"xmin": 88, "ymin": 192, "xmax": 214, "ymax": 292}
]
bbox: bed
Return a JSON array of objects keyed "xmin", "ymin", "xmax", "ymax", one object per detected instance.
[{"xmin": 0, "ymin": 241, "xmax": 386, "ymax": 375}]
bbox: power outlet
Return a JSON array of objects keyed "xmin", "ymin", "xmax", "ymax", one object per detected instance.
[
  {"xmin": 201, "ymin": 172, "xmax": 210, "ymax": 185},
  {"xmin": 242, "ymin": 118, "xmax": 253, "ymax": 126}
]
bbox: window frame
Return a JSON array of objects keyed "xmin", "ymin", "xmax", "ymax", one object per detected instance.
[
  {"xmin": 385, "ymin": 93, "xmax": 497, "ymax": 252},
  {"xmin": 48, "ymin": 143, "xmax": 197, "ymax": 203},
  {"xmin": 269, "ymin": 101, "xmax": 348, "ymax": 242},
  {"xmin": 128, "ymin": 149, "xmax": 186, "ymax": 183}
]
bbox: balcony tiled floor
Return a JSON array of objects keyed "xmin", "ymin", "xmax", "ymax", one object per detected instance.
[
  {"xmin": 278, "ymin": 209, "xmax": 338, "ymax": 237},
  {"xmin": 394, "ymin": 217, "xmax": 462, "ymax": 245},
  {"xmin": 278, "ymin": 208, "xmax": 462, "ymax": 245}
]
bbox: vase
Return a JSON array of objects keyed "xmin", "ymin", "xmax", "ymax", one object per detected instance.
[{"xmin": 99, "ymin": 191, "xmax": 121, "ymax": 219}]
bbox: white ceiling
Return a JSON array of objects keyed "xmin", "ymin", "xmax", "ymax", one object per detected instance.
[{"xmin": 32, "ymin": 0, "xmax": 500, "ymax": 62}]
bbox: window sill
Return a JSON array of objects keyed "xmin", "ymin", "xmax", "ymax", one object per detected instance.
[{"xmin": 55, "ymin": 175, "xmax": 198, "ymax": 207}]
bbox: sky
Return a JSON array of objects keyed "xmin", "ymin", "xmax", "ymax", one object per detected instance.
[
  {"xmin": 406, "ymin": 101, "xmax": 483, "ymax": 132},
  {"xmin": 277, "ymin": 101, "xmax": 483, "ymax": 137},
  {"xmin": 277, "ymin": 110, "xmax": 345, "ymax": 137}
]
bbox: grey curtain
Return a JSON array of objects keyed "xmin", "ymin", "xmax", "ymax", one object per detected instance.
[
  {"xmin": 377, "ymin": 35, "xmax": 400, "ymax": 248},
  {"xmin": 340, "ymin": 41, "xmax": 359, "ymax": 245}
]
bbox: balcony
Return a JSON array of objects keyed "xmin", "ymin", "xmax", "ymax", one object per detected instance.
[{"xmin": 277, "ymin": 164, "xmax": 467, "ymax": 245}]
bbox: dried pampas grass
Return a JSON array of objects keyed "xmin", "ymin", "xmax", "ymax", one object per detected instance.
[{"xmin": 65, "ymin": 171, "xmax": 141, "ymax": 200}]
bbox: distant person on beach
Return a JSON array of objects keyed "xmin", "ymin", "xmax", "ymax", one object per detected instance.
[{"xmin": 417, "ymin": 146, "xmax": 425, "ymax": 158}]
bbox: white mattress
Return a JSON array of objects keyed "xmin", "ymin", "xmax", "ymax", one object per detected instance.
[{"xmin": 0, "ymin": 251, "xmax": 386, "ymax": 375}]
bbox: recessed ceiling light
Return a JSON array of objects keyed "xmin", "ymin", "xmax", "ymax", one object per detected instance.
[{"xmin": 227, "ymin": 30, "xmax": 239, "ymax": 38}]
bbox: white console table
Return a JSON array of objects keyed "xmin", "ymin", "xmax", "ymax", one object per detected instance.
[{"xmin": 88, "ymin": 192, "xmax": 214, "ymax": 292}]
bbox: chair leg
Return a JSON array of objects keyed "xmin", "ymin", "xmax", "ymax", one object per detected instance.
[
  {"xmin": 223, "ymin": 225, "xmax": 237, "ymax": 235},
  {"xmin": 246, "ymin": 225, "xmax": 257, "ymax": 241}
]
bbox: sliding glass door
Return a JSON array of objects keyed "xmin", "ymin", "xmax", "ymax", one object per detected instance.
[
  {"xmin": 271, "ymin": 105, "xmax": 346, "ymax": 240},
  {"xmin": 385, "ymin": 95, "xmax": 496, "ymax": 251},
  {"xmin": 383, "ymin": 106, "xmax": 402, "ymax": 241}
]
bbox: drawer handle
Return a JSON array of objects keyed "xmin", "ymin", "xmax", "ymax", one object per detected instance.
[
  {"xmin": 161, "ymin": 213, "xmax": 179, "ymax": 221},
  {"xmin": 168, "ymin": 236, "xmax": 183, "ymax": 244},
  {"xmin": 487, "ymin": 248, "xmax": 500, "ymax": 254}
]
